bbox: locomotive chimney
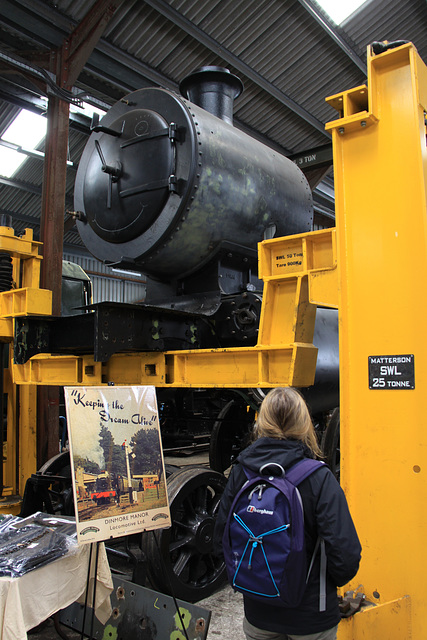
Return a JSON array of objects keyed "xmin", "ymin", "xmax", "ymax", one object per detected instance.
[{"xmin": 179, "ymin": 66, "xmax": 243, "ymax": 126}]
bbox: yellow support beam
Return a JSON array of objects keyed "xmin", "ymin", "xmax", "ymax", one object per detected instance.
[
  {"xmin": 0, "ymin": 319, "xmax": 13, "ymax": 341},
  {"xmin": 327, "ymin": 43, "xmax": 427, "ymax": 638},
  {"xmin": 0, "ymin": 352, "xmax": 37, "ymax": 515},
  {"xmin": 0, "ymin": 227, "xmax": 44, "ymax": 259},
  {"xmin": 0, "ymin": 226, "xmax": 52, "ymax": 328},
  {"xmin": 339, "ymin": 597, "xmax": 411, "ymax": 639},
  {"xmin": 0, "ymin": 288, "xmax": 52, "ymax": 317},
  {"xmin": 11, "ymin": 230, "xmax": 337, "ymax": 388}
]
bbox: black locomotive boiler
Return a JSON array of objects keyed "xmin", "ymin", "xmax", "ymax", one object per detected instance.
[{"xmin": 75, "ymin": 66, "xmax": 312, "ymax": 283}]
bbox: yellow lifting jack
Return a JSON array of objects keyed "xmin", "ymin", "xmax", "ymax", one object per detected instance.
[
  {"xmin": 327, "ymin": 42, "xmax": 427, "ymax": 639},
  {"xmin": 0, "ymin": 228, "xmax": 52, "ymax": 513}
]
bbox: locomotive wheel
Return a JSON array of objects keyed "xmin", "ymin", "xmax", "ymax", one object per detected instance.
[
  {"xmin": 21, "ymin": 451, "xmax": 74, "ymax": 517},
  {"xmin": 321, "ymin": 407, "xmax": 340, "ymax": 480},
  {"xmin": 141, "ymin": 466, "xmax": 227, "ymax": 602},
  {"xmin": 209, "ymin": 399, "xmax": 254, "ymax": 473},
  {"xmin": 36, "ymin": 451, "xmax": 74, "ymax": 515}
]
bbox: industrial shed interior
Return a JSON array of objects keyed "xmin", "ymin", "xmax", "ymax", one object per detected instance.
[{"xmin": 0, "ymin": 1, "xmax": 426, "ymax": 639}]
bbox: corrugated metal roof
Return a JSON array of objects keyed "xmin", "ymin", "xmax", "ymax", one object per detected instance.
[
  {"xmin": 101, "ymin": 0, "xmax": 339, "ymax": 149},
  {"xmin": 344, "ymin": 0, "xmax": 427, "ymax": 63}
]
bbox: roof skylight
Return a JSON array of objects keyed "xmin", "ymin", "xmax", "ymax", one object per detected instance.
[
  {"xmin": 0, "ymin": 110, "xmax": 47, "ymax": 178},
  {"xmin": 315, "ymin": 0, "xmax": 368, "ymax": 25},
  {"xmin": 0, "ymin": 102, "xmax": 106, "ymax": 179}
]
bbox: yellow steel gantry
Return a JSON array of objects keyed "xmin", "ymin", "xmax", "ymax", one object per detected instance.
[{"xmin": 327, "ymin": 42, "xmax": 427, "ymax": 638}]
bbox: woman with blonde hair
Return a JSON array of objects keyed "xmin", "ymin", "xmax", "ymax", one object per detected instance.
[{"xmin": 214, "ymin": 387, "xmax": 361, "ymax": 640}]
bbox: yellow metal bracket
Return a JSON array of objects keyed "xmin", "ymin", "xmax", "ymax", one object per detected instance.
[
  {"xmin": 0, "ymin": 226, "xmax": 43, "ymax": 259},
  {"xmin": 0, "ymin": 227, "xmax": 52, "ymax": 343},
  {"xmin": 0, "ymin": 288, "xmax": 52, "ymax": 318},
  {"xmin": 12, "ymin": 229, "xmax": 337, "ymax": 388},
  {"xmin": 339, "ymin": 596, "xmax": 411, "ymax": 639},
  {"xmin": 325, "ymin": 85, "xmax": 378, "ymax": 134},
  {"xmin": 258, "ymin": 227, "xmax": 338, "ymax": 309}
]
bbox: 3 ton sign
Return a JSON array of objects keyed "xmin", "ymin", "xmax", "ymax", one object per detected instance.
[{"xmin": 368, "ymin": 354, "xmax": 415, "ymax": 390}]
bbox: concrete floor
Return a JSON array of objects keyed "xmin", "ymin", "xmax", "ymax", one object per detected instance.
[
  {"xmin": 28, "ymin": 583, "xmax": 245, "ymax": 640},
  {"xmin": 199, "ymin": 584, "xmax": 246, "ymax": 640}
]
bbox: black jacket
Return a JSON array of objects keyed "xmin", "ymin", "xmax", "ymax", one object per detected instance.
[{"xmin": 214, "ymin": 437, "xmax": 361, "ymax": 635}]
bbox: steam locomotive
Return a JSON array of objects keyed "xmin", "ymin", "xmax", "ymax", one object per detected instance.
[
  {"xmin": 20, "ymin": 66, "xmax": 339, "ymax": 602},
  {"xmin": 71, "ymin": 63, "xmax": 339, "ymax": 455}
]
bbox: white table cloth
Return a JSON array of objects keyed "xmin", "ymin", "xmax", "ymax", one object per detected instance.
[{"xmin": 0, "ymin": 542, "xmax": 113, "ymax": 640}]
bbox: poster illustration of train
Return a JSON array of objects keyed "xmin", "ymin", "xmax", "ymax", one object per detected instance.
[{"xmin": 64, "ymin": 386, "xmax": 171, "ymax": 544}]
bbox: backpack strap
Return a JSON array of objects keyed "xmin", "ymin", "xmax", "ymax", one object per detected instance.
[
  {"xmin": 285, "ymin": 458, "xmax": 325, "ymax": 486},
  {"xmin": 242, "ymin": 466, "xmax": 256, "ymax": 481},
  {"xmin": 306, "ymin": 537, "xmax": 327, "ymax": 612},
  {"xmin": 243, "ymin": 458, "xmax": 324, "ymax": 484},
  {"xmin": 319, "ymin": 539, "xmax": 327, "ymax": 612},
  {"xmin": 287, "ymin": 458, "xmax": 327, "ymax": 613}
]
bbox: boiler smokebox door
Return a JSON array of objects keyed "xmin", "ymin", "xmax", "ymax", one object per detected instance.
[{"xmin": 83, "ymin": 109, "xmax": 174, "ymax": 243}]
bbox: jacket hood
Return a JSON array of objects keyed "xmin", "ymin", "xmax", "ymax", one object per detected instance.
[{"xmin": 235, "ymin": 437, "xmax": 313, "ymax": 474}]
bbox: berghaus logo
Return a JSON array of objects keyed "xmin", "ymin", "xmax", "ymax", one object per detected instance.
[{"xmin": 247, "ymin": 506, "xmax": 273, "ymax": 515}]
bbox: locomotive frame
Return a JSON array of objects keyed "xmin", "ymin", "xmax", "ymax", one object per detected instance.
[{"xmin": 12, "ymin": 228, "xmax": 337, "ymax": 388}]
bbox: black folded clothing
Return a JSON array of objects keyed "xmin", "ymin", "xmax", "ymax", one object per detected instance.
[{"xmin": 0, "ymin": 522, "xmax": 72, "ymax": 577}]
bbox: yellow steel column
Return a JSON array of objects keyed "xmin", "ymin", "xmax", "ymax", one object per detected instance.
[
  {"xmin": 326, "ymin": 44, "xmax": 427, "ymax": 637},
  {"xmin": 18, "ymin": 385, "xmax": 38, "ymax": 497}
]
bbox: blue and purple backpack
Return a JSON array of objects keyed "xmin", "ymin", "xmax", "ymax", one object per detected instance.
[{"xmin": 222, "ymin": 458, "xmax": 326, "ymax": 609}]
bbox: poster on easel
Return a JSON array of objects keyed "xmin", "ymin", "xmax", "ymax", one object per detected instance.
[{"xmin": 64, "ymin": 385, "xmax": 171, "ymax": 545}]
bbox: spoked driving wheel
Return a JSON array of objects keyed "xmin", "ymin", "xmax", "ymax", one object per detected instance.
[{"xmin": 141, "ymin": 466, "xmax": 227, "ymax": 602}]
